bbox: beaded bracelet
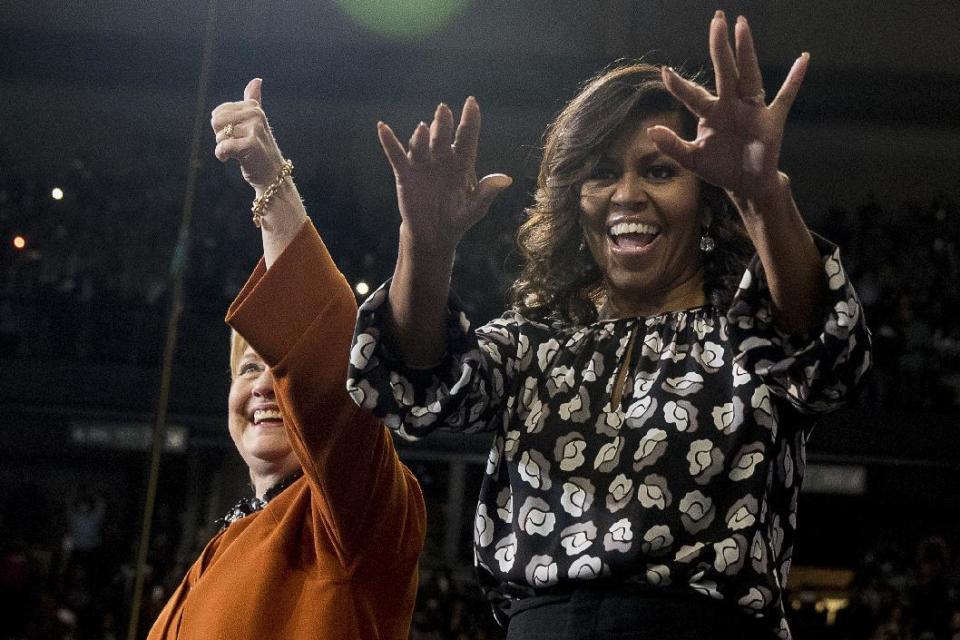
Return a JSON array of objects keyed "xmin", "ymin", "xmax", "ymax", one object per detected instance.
[{"xmin": 251, "ymin": 159, "xmax": 294, "ymax": 228}]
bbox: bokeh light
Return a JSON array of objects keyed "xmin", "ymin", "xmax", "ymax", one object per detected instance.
[
  {"xmin": 51, "ymin": 187, "xmax": 64, "ymax": 200},
  {"xmin": 355, "ymin": 281, "xmax": 370, "ymax": 296},
  {"xmin": 335, "ymin": 0, "xmax": 467, "ymax": 40},
  {"xmin": 13, "ymin": 235, "xmax": 26, "ymax": 250}
]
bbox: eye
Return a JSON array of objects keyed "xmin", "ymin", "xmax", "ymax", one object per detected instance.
[
  {"xmin": 645, "ymin": 164, "xmax": 678, "ymax": 180},
  {"xmin": 587, "ymin": 162, "xmax": 619, "ymax": 182},
  {"xmin": 238, "ymin": 361, "xmax": 262, "ymax": 376}
]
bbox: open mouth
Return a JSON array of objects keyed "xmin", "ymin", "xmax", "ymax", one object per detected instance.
[
  {"xmin": 608, "ymin": 221, "xmax": 661, "ymax": 251},
  {"xmin": 252, "ymin": 408, "xmax": 283, "ymax": 426}
]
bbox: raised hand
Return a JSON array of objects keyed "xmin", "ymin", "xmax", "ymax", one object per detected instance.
[
  {"xmin": 211, "ymin": 78, "xmax": 306, "ymax": 265},
  {"xmin": 211, "ymin": 78, "xmax": 286, "ymax": 194},
  {"xmin": 647, "ymin": 12, "xmax": 808, "ymax": 204},
  {"xmin": 378, "ymin": 98, "xmax": 512, "ymax": 256}
]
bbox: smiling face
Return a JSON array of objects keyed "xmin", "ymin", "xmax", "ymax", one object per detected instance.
[
  {"xmin": 579, "ymin": 112, "xmax": 708, "ymax": 318},
  {"xmin": 227, "ymin": 344, "xmax": 298, "ymax": 478}
]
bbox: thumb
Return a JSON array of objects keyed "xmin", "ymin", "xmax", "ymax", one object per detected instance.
[
  {"xmin": 647, "ymin": 126, "xmax": 696, "ymax": 172},
  {"xmin": 472, "ymin": 173, "xmax": 513, "ymax": 215},
  {"xmin": 244, "ymin": 78, "xmax": 262, "ymax": 105}
]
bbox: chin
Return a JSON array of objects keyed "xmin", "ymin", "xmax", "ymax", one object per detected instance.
[{"xmin": 241, "ymin": 435, "xmax": 293, "ymax": 464}]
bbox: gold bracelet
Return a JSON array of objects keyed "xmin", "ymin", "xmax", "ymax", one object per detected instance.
[{"xmin": 251, "ymin": 159, "xmax": 294, "ymax": 228}]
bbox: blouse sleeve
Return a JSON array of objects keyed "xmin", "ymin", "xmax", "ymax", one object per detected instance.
[
  {"xmin": 346, "ymin": 281, "xmax": 525, "ymax": 440},
  {"xmin": 726, "ymin": 233, "xmax": 872, "ymax": 414}
]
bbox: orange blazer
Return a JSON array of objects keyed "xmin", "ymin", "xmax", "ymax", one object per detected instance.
[{"xmin": 148, "ymin": 221, "xmax": 426, "ymax": 640}]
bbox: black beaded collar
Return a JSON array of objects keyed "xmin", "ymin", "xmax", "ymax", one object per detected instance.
[{"xmin": 216, "ymin": 469, "xmax": 303, "ymax": 531}]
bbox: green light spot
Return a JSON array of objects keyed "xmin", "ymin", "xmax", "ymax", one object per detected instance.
[{"xmin": 335, "ymin": 0, "xmax": 468, "ymax": 40}]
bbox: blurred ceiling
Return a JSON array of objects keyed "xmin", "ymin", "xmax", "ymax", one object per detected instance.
[{"xmin": 2, "ymin": 0, "xmax": 958, "ymax": 75}]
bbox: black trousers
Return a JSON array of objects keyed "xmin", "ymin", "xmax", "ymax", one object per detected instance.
[{"xmin": 505, "ymin": 584, "xmax": 776, "ymax": 640}]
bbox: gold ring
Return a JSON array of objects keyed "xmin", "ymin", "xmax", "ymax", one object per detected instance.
[{"xmin": 221, "ymin": 123, "xmax": 235, "ymax": 139}]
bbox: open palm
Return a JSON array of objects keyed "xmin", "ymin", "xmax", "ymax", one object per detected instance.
[
  {"xmin": 649, "ymin": 12, "xmax": 809, "ymax": 202},
  {"xmin": 378, "ymin": 98, "xmax": 511, "ymax": 255}
]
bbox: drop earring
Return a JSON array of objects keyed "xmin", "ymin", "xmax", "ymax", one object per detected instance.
[{"xmin": 699, "ymin": 226, "xmax": 716, "ymax": 253}]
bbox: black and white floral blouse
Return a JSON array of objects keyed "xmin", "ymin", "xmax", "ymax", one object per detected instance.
[{"xmin": 347, "ymin": 237, "xmax": 871, "ymax": 640}]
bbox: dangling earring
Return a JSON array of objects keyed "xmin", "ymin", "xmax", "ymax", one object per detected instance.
[{"xmin": 699, "ymin": 226, "xmax": 716, "ymax": 253}]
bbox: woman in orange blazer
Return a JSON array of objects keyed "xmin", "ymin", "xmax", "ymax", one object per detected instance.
[{"xmin": 147, "ymin": 79, "xmax": 426, "ymax": 640}]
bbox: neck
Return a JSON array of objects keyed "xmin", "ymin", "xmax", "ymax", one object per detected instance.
[
  {"xmin": 602, "ymin": 268, "xmax": 706, "ymax": 319},
  {"xmin": 249, "ymin": 459, "xmax": 300, "ymax": 500}
]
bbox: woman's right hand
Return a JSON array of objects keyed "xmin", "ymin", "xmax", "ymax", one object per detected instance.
[
  {"xmin": 211, "ymin": 78, "xmax": 307, "ymax": 266},
  {"xmin": 378, "ymin": 98, "xmax": 512, "ymax": 257},
  {"xmin": 211, "ymin": 78, "xmax": 285, "ymax": 196}
]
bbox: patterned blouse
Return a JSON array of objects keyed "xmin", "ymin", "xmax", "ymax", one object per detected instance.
[{"xmin": 347, "ymin": 238, "xmax": 871, "ymax": 640}]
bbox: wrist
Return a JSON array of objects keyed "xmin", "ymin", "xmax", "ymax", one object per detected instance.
[
  {"xmin": 251, "ymin": 159, "xmax": 294, "ymax": 228},
  {"xmin": 254, "ymin": 175, "xmax": 294, "ymax": 200},
  {"xmin": 398, "ymin": 224, "xmax": 459, "ymax": 265},
  {"xmin": 728, "ymin": 172, "xmax": 793, "ymax": 219}
]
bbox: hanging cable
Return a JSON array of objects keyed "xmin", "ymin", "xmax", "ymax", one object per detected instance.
[{"xmin": 126, "ymin": 0, "xmax": 218, "ymax": 636}]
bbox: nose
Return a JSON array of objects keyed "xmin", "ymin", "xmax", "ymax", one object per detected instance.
[
  {"xmin": 610, "ymin": 172, "xmax": 648, "ymax": 210},
  {"xmin": 251, "ymin": 368, "xmax": 276, "ymax": 398}
]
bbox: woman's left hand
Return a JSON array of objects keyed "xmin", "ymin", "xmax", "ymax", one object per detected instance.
[{"xmin": 648, "ymin": 12, "xmax": 808, "ymax": 204}]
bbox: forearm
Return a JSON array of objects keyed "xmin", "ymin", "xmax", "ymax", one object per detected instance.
[
  {"xmin": 387, "ymin": 225, "xmax": 456, "ymax": 367},
  {"xmin": 255, "ymin": 176, "xmax": 309, "ymax": 268},
  {"xmin": 731, "ymin": 173, "xmax": 825, "ymax": 335}
]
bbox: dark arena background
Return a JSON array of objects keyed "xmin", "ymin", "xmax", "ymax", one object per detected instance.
[{"xmin": 2, "ymin": 1, "xmax": 960, "ymax": 638}]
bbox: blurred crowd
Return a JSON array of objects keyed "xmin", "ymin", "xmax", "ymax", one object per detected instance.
[{"xmin": 818, "ymin": 197, "xmax": 960, "ymax": 411}]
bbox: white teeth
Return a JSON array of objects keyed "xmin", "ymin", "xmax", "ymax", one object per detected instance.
[
  {"xmin": 253, "ymin": 409, "xmax": 282, "ymax": 423},
  {"xmin": 609, "ymin": 222, "xmax": 659, "ymax": 237}
]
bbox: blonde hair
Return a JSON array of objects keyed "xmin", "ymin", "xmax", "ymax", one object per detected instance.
[{"xmin": 229, "ymin": 329, "xmax": 249, "ymax": 379}]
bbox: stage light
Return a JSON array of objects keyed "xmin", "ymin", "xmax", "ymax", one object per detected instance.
[
  {"xmin": 355, "ymin": 281, "xmax": 370, "ymax": 296},
  {"xmin": 51, "ymin": 187, "xmax": 64, "ymax": 200},
  {"xmin": 13, "ymin": 235, "xmax": 26, "ymax": 249},
  {"xmin": 335, "ymin": 0, "xmax": 467, "ymax": 40}
]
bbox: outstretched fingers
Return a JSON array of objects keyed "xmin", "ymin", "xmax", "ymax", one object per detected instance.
[
  {"xmin": 429, "ymin": 103, "xmax": 455, "ymax": 157},
  {"xmin": 469, "ymin": 173, "xmax": 513, "ymax": 218},
  {"xmin": 452, "ymin": 96, "xmax": 481, "ymax": 169},
  {"xmin": 662, "ymin": 67, "xmax": 715, "ymax": 117},
  {"xmin": 377, "ymin": 122, "xmax": 409, "ymax": 176},
  {"xmin": 709, "ymin": 11, "xmax": 738, "ymax": 99},
  {"xmin": 770, "ymin": 52, "xmax": 810, "ymax": 122},
  {"xmin": 646, "ymin": 126, "xmax": 699, "ymax": 173},
  {"xmin": 734, "ymin": 17, "xmax": 764, "ymax": 100},
  {"xmin": 409, "ymin": 122, "xmax": 430, "ymax": 163}
]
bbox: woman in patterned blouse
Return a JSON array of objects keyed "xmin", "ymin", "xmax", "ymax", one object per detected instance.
[{"xmin": 349, "ymin": 12, "xmax": 870, "ymax": 640}]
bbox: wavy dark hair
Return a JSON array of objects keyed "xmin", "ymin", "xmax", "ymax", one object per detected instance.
[{"xmin": 510, "ymin": 62, "xmax": 754, "ymax": 326}]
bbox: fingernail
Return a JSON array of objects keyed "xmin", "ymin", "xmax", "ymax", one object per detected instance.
[
  {"xmin": 737, "ymin": 15, "xmax": 747, "ymax": 26},
  {"xmin": 714, "ymin": 10, "xmax": 725, "ymax": 20}
]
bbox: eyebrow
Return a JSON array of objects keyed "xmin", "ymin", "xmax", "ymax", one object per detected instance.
[{"xmin": 599, "ymin": 149, "xmax": 665, "ymax": 164}]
